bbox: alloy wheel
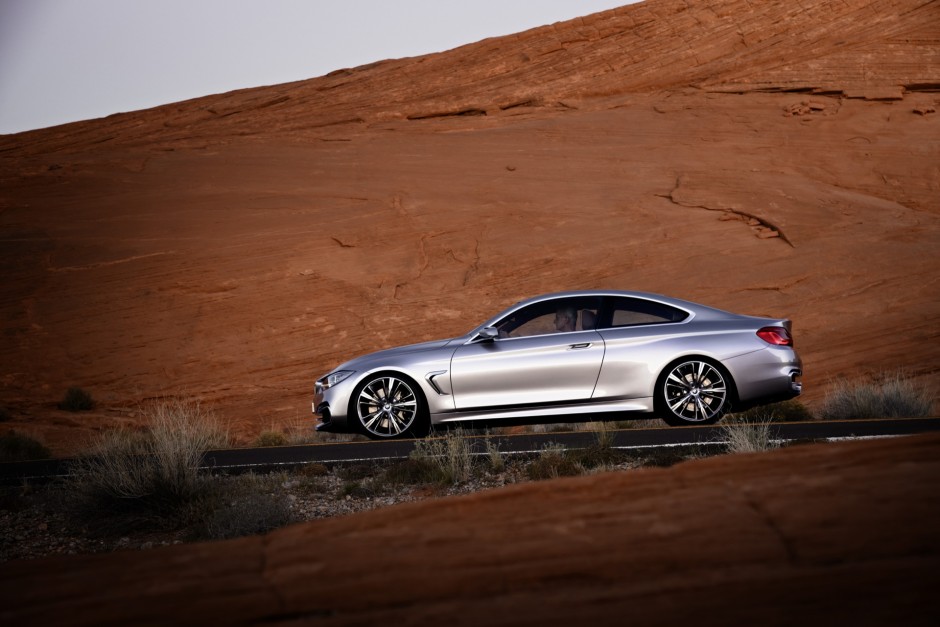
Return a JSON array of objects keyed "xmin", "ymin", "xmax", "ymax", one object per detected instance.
[
  {"xmin": 663, "ymin": 360, "xmax": 727, "ymax": 423},
  {"xmin": 356, "ymin": 376, "xmax": 418, "ymax": 437}
]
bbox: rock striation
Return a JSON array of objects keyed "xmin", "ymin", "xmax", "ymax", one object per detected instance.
[{"xmin": 0, "ymin": 0, "xmax": 937, "ymax": 449}]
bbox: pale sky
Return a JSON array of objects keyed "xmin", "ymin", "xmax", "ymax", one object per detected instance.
[{"xmin": 0, "ymin": 0, "xmax": 638, "ymax": 135}]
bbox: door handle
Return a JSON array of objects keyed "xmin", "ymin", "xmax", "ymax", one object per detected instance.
[{"xmin": 568, "ymin": 342, "xmax": 592, "ymax": 350}]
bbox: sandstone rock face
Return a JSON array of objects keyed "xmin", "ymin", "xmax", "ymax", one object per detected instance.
[
  {"xmin": 0, "ymin": 0, "xmax": 938, "ymax": 449},
  {"xmin": 3, "ymin": 433, "xmax": 939, "ymax": 625}
]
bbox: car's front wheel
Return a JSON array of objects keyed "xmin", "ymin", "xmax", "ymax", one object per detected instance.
[
  {"xmin": 657, "ymin": 358, "xmax": 732, "ymax": 426},
  {"xmin": 350, "ymin": 373, "xmax": 429, "ymax": 439}
]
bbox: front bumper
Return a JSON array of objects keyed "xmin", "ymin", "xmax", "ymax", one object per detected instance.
[{"xmin": 312, "ymin": 380, "xmax": 352, "ymax": 433}]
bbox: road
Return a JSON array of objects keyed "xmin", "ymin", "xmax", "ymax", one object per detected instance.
[{"xmin": 3, "ymin": 417, "xmax": 939, "ymax": 482}]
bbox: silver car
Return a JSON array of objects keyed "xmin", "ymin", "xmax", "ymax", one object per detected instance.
[{"xmin": 312, "ymin": 290, "xmax": 802, "ymax": 439}]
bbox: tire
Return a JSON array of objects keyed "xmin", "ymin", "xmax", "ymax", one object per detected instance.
[
  {"xmin": 349, "ymin": 373, "xmax": 429, "ymax": 439},
  {"xmin": 657, "ymin": 358, "xmax": 733, "ymax": 426}
]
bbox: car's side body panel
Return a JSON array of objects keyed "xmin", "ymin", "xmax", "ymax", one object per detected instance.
[
  {"xmin": 312, "ymin": 290, "xmax": 802, "ymax": 435},
  {"xmin": 449, "ymin": 329, "xmax": 605, "ymax": 409}
]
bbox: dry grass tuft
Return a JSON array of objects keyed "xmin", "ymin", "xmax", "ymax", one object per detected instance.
[
  {"xmin": 66, "ymin": 398, "xmax": 227, "ymax": 531},
  {"xmin": 484, "ymin": 433, "xmax": 505, "ymax": 473},
  {"xmin": 820, "ymin": 372, "xmax": 934, "ymax": 420},
  {"xmin": 255, "ymin": 431, "xmax": 288, "ymax": 447},
  {"xmin": 58, "ymin": 387, "xmax": 95, "ymax": 412},
  {"xmin": 735, "ymin": 400, "xmax": 813, "ymax": 422},
  {"xmin": 406, "ymin": 428, "xmax": 475, "ymax": 485},
  {"xmin": 720, "ymin": 412, "xmax": 779, "ymax": 454},
  {"xmin": 192, "ymin": 473, "xmax": 295, "ymax": 540},
  {"xmin": 526, "ymin": 443, "xmax": 583, "ymax": 481},
  {"xmin": 571, "ymin": 421, "xmax": 623, "ymax": 470},
  {"xmin": 0, "ymin": 430, "xmax": 51, "ymax": 462}
]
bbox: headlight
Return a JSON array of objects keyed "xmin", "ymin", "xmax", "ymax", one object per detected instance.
[{"xmin": 317, "ymin": 370, "xmax": 354, "ymax": 390}]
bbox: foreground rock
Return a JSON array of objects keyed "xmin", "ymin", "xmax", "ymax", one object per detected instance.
[{"xmin": 2, "ymin": 434, "xmax": 938, "ymax": 625}]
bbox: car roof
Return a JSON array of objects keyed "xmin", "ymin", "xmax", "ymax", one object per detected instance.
[
  {"xmin": 474, "ymin": 290, "xmax": 736, "ymax": 329},
  {"xmin": 506, "ymin": 290, "xmax": 711, "ymax": 311}
]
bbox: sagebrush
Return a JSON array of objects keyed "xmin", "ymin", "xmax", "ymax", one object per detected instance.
[
  {"xmin": 570, "ymin": 422, "xmax": 623, "ymax": 469},
  {"xmin": 193, "ymin": 473, "xmax": 295, "ymax": 540},
  {"xmin": 527, "ymin": 443, "xmax": 583, "ymax": 480},
  {"xmin": 58, "ymin": 387, "xmax": 94, "ymax": 412},
  {"xmin": 0, "ymin": 430, "xmax": 51, "ymax": 462},
  {"xmin": 408, "ymin": 428, "xmax": 474, "ymax": 485},
  {"xmin": 820, "ymin": 373, "xmax": 933, "ymax": 419},
  {"xmin": 720, "ymin": 412, "xmax": 779, "ymax": 454},
  {"xmin": 734, "ymin": 400, "xmax": 813, "ymax": 422},
  {"xmin": 66, "ymin": 398, "xmax": 227, "ymax": 531},
  {"xmin": 256, "ymin": 431, "xmax": 288, "ymax": 447}
]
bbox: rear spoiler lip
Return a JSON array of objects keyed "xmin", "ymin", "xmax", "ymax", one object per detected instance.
[{"xmin": 737, "ymin": 315, "xmax": 793, "ymax": 332}]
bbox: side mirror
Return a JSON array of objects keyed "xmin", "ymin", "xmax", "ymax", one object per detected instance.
[{"xmin": 476, "ymin": 327, "xmax": 499, "ymax": 342}]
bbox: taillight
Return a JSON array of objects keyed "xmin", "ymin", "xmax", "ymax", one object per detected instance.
[{"xmin": 757, "ymin": 326, "xmax": 793, "ymax": 346}]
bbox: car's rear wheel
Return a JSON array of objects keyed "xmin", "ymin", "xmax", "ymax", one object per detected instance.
[
  {"xmin": 657, "ymin": 359, "xmax": 731, "ymax": 426},
  {"xmin": 351, "ymin": 373, "xmax": 429, "ymax": 439}
]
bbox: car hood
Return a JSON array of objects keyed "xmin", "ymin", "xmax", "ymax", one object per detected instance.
[{"xmin": 331, "ymin": 338, "xmax": 460, "ymax": 373}]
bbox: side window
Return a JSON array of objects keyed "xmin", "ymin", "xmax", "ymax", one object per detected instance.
[
  {"xmin": 496, "ymin": 297, "xmax": 601, "ymax": 338},
  {"xmin": 605, "ymin": 297, "xmax": 688, "ymax": 328}
]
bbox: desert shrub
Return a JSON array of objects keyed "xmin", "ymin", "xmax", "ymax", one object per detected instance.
[
  {"xmin": 615, "ymin": 418, "xmax": 665, "ymax": 430},
  {"xmin": 0, "ymin": 484, "xmax": 30, "ymax": 512},
  {"xmin": 196, "ymin": 492, "xmax": 294, "ymax": 540},
  {"xmin": 435, "ymin": 428, "xmax": 474, "ymax": 484},
  {"xmin": 720, "ymin": 413, "xmax": 779, "ymax": 454},
  {"xmin": 191, "ymin": 473, "xmax": 295, "ymax": 540},
  {"xmin": 737, "ymin": 400, "xmax": 813, "ymax": 422},
  {"xmin": 526, "ymin": 422, "xmax": 576, "ymax": 434},
  {"xmin": 255, "ymin": 431, "xmax": 288, "ymax": 447},
  {"xmin": 336, "ymin": 463, "xmax": 375, "ymax": 482},
  {"xmin": 639, "ymin": 445, "xmax": 712, "ymax": 467},
  {"xmin": 341, "ymin": 480, "xmax": 378, "ymax": 499},
  {"xmin": 484, "ymin": 434, "xmax": 505, "ymax": 473},
  {"xmin": 409, "ymin": 429, "xmax": 474, "ymax": 485},
  {"xmin": 300, "ymin": 462, "xmax": 329, "ymax": 477},
  {"xmin": 58, "ymin": 387, "xmax": 94, "ymax": 412},
  {"xmin": 66, "ymin": 399, "xmax": 226, "ymax": 532},
  {"xmin": 277, "ymin": 417, "xmax": 332, "ymax": 445},
  {"xmin": 571, "ymin": 422, "xmax": 623, "ymax": 469},
  {"xmin": 591, "ymin": 421, "xmax": 614, "ymax": 448},
  {"xmin": 311, "ymin": 431, "xmax": 365, "ymax": 443},
  {"xmin": 0, "ymin": 430, "xmax": 51, "ymax": 462},
  {"xmin": 820, "ymin": 373, "xmax": 934, "ymax": 420},
  {"xmin": 526, "ymin": 443, "xmax": 583, "ymax": 481},
  {"xmin": 383, "ymin": 457, "xmax": 442, "ymax": 486}
]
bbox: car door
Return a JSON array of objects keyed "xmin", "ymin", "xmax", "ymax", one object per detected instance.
[
  {"xmin": 449, "ymin": 296, "xmax": 605, "ymax": 410},
  {"xmin": 591, "ymin": 296, "xmax": 692, "ymax": 400}
]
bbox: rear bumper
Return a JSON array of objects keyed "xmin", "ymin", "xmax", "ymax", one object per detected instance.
[
  {"xmin": 726, "ymin": 346, "xmax": 803, "ymax": 403},
  {"xmin": 789, "ymin": 369, "xmax": 803, "ymax": 396}
]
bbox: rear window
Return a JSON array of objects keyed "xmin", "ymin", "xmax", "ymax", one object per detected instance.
[{"xmin": 606, "ymin": 297, "xmax": 689, "ymax": 328}]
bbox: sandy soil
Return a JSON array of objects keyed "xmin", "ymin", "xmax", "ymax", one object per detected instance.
[{"xmin": 0, "ymin": 0, "xmax": 938, "ymax": 453}]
